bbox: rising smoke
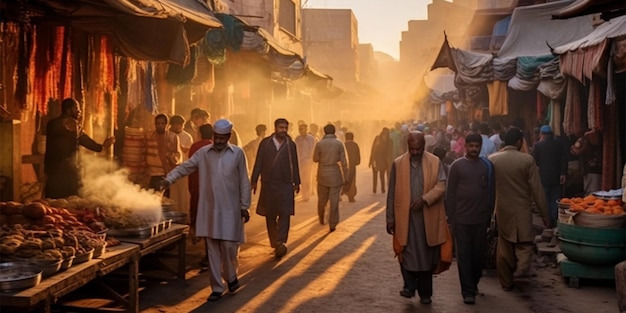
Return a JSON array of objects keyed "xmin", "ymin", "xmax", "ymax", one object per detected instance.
[{"xmin": 78, "ymin": 152, "xmax": 162, "ymax": 222}]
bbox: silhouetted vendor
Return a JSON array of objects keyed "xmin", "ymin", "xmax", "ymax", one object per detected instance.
[{"xmin": 44, "ymin": 98, "xmax": 114, "ymax": 199}]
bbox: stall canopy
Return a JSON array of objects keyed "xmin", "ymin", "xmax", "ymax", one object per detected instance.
[
  {"xmin": 27, "ymin": 0, "xmax": 222, "ymax": 65},
  {"xmin": 497, "ymin": 0, "xmax": 595, "ymax": 60},
  {"xmin": 552, "ymin": 0, "xmax": 626, "ymax": 20},
  {"xmin": 553, "ymin": 15, "xmax": 626, "ymax": 53}
]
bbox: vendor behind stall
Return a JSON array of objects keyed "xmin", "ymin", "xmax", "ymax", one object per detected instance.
[
  {"xmin": 145, "ymin": 114, "xmax": 181, "ymax": 197},
  {"xmin": 44, "ymin": 98, "xmax": 115, "ymax": 199},
  {"xmin": 570, "ymin": 130, "xmax": 602, "ymax": 195}
]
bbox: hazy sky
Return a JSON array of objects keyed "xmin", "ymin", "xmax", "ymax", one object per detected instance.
[{"xmin": 304, "ymin": 0, "xmax": 431, "ymax": 59}]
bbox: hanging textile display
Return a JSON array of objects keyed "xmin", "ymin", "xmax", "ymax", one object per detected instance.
[
  {"xmin": 32, "ymin": 25, "xmax": 67, "ymax": 114},
  {"xmin": 192, "ymin": 53, "xmax": 215, "ymax": 90},
  {"xmin": 125, "ymin": 59, "xmax": 146, "ymax": 115},
  {"xmin": 155, "ymin": 62, "xmax": 172, "ymax": 115},
  {"xmin": 559, "ymin": 40, "xmax": 608, "ymax": 83},
  {"xmin": 602, "ymin": 100, "xmax": 618, "ymax": 190},
  {"xmin": 548, "ymin": 100, "xmax": 562, "ymax": 136},
  {"xmin": 486, "ymin": 80, "xmax": 508, "ymax": 116},
  {"xmin": 84, "ymin": 34, "xmax": 115, "ymax": 128},
  {"xmin": 13, "ymin": 22, "xmax": 32, "ymax": 112},
  {"xmin": 563, "ymin": 77, "xmax": 582, "ymax": 136},
  {"xmin": 166, "ymin": 46, "xmax": 197, "ymax": 85},
  {"xmin": 144, "ymin": 62, "xmax": 159, "ymax": 114},
  {"xmin": 588, "ymin": 81, "xmax": 596, "ymax": 130}
]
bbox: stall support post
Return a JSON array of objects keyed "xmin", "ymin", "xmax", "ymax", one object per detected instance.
[
  {"xmin": 178, "ymin": 232, "xmax": 187, "ymax": 282},
  {"xmin": 129, "ymin": 254, "xmax": 140, "ymax": 313},
  {"xmin": 0, "ymin": 120, "xmax": 21, "ymax": 201}
]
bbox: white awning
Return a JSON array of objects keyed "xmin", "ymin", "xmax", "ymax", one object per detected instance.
[
  {"xmin": 553, "ymin": 15, "xmax": 626, "ymax": 53},
  {"xmin": 497, "ymin": 0, "xmax": 595, "ymax": 59}
]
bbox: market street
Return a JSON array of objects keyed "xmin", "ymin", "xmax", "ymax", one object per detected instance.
[{"xmin": 133, "ymin": 167, "xmax": 618, "ymax": 313}]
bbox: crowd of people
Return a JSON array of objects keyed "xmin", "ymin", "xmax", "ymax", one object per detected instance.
[{"xmin": 43, "ymin": 97, "xmax": 613, "ymax": 305}]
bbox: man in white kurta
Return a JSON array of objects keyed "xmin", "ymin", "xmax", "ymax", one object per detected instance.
[{"xmin": 162, "ymin": 119, "xmax": 251, "ymax": 301}]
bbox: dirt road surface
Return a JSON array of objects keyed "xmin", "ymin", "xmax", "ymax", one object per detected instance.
[{"xmin": 63, "ymin": 167, "xmax": 619, "ymax": 313}]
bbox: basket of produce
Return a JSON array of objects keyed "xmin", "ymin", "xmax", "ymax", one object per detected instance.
[
  {"xmin": 0, "ymin": 262, "xmax": 42, "ymax": 292},
  {"xmin": 557, "ymin": 198, "xmax": 571, "ymax": 210},
  {"xmin": 73, "ymin": 248, "xmax": 94, "ymax": 265},
  {"xmin": 558, "ymin": 196, "xmax": 625, "ymax": 228},
  {"xmin": 92, "ymin": 242, "xmax": 107, "ymax": 259},
  {"xmin": 60, "ymin": 256, "xmax": 74, "ymax": 271},
  {"xmin": 30, "ymin": 259, "xmax": 62, "ymax": 277}
]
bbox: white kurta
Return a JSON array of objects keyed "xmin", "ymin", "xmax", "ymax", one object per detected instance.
[{"xmin": 166, "ymin": 144, "xmax": 251, "ymax": 242}]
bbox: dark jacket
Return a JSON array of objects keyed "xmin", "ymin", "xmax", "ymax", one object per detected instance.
[
  {"xmin": 532, "ymin": 136, "xmax": 567, "ymax": 186},
  {"xmin": 251, "ymin": 135, "xmax": 301, "ymax": 216},
  {"xmin": 44, "ymin": 115, "xmax": 103, "ymax": 198}
]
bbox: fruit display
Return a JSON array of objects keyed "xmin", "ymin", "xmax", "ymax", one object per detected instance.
[
  {"xmin": 0, "ymin": 225, "xmax": 105, "ymax": 266},
  {"xmin": 559, "ymin": 195, "xmax": 624, "ymax": 215},
  {"xmin": 0, "ymin": 199, "xmax": 115, "ymax": 269}
]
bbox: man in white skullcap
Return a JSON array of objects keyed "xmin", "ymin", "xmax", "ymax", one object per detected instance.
[{"xmin": 160, "ymin": 118, "xmax": 251, "ymax": 302}]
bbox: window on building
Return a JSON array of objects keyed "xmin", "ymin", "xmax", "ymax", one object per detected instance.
[{"xmin": 279, "ymin": 0, "xmax": 296, "ymax": 35}]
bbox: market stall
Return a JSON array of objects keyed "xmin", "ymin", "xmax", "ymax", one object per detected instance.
[
  {"xmin": 557, "ymin": 190, "xmax": 625, "ymax": 288},
  {"xmin": 0, "ymin": 197, "xmax": 189, "ymax": 312},
  {"xmin": 0, "ymin": 243, "xmax": 140, "ymax": 313}
]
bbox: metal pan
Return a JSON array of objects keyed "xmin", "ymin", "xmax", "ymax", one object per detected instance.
[{"xmin": 0, "ymin": 262, "xmax": 42, "ymax": 292}]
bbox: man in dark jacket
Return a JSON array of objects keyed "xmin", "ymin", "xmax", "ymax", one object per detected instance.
[
  {"xmin": 532, "ymin": 125, "xmax": 567, "ymax": 228},
  {"xmin": 251, "ymin": 118, "xmax": 301, "ymax": 258},
  {"xmin": 44, "ymin": 98, "xmax": 114, "ymax": 199}
]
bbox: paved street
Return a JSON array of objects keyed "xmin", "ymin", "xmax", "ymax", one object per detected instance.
[{"xmin": 135, "ymin": 167, "xmax": 617, "ymax": 313}]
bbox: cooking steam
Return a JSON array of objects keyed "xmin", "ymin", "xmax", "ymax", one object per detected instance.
[{"xmin": 78, "ymin": 152, "xmax": 162, "ymax": 222}]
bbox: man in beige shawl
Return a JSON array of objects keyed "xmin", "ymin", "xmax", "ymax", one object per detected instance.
[
  {"xmin": 386, "ymin": 131, "xmax": 447, "ymax": 305},
  {"xmin": 489, "ymin": 128, "xmax": 548, "ymax": 291}
]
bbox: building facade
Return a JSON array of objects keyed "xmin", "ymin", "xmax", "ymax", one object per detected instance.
[
  {"xmin": 214, "ymin": 0, "xmax": 303, "ymax": 54},
  {"xmin": 358, "ymin": 43, "xmax": 376, "ymax": 85},
  {"xmin": 302, "ymin": 8, "xmax": 359, "ymax": 90}
]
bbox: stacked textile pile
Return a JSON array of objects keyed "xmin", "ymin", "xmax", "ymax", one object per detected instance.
[{"xmin": 122, "ymin": 127, "xmax": 146, "ymax": 184}]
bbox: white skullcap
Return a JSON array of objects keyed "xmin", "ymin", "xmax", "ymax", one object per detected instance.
[{"xmin": 213, "ymin": 119, "xmax": 233, "ymax": 135}]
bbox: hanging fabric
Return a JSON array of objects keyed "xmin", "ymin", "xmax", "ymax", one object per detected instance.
[
  {"xmin": 486, "ymin": 80, "xmax": 508, "ymax": 116},
  {"xmin": 144, "ymin": 62, "xmax": 159, "ymax": 114},
  {"xmin": 548, "ymin": 100, "xmax": 562, "ymax": 136},
  {"xmin": 563, "ymin": 77, "xmax": 582, "ymax": 136}
]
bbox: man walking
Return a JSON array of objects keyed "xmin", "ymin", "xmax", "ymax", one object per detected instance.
[
  {"xmin": 386, "ymin": 131, "xmax": 447, "ymax": 305},
  {"xmin": 343, "ymin": 132, "xmax": 361, "ymax": 202},
  {"xmin": 445, "ymin": 133, "xmax": 495, "ymax": 304},
  {"xmin": 477, "ymin": 123, "xmax": 497, "ymax": 158},
  {"xmin": 161, "ymin": 119, "xmax": 251, "ymax": 302},
  {"xmin": 188, "ymin": 124, "xmax": 213, "ymax": 268},
  {"xmin": 295, "ymin": 123, "xmax": 317, "ymax": 202},
  {"xmin": 489, "ymin": 128, "xmax": 548, "ymax": 291},
  {"xmin": 243, "ymin": 124, "xmax": 267, "ymax": 173},
  {"xmin": 314, "ymin": 124, "xmax": 348, "ymax": 232},
  {"xmin": 251, "ymin": 118, "xmax": 301, "ymax": 258},
  {"xmin": 532, "ymin": 125, "xmax": 567, "ymax": 228}
]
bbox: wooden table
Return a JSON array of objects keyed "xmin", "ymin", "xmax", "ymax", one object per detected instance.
[
  {"xmin": 117, "ymin": 224, "xmax": 189, "ymax": 283},
  {"xmin": 0, "ymin": 225, "xmax": 188, "ymax": 313},
  {"xmin": 0, "ymin": 243, "xmax": 140, "ymax": 313}
]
